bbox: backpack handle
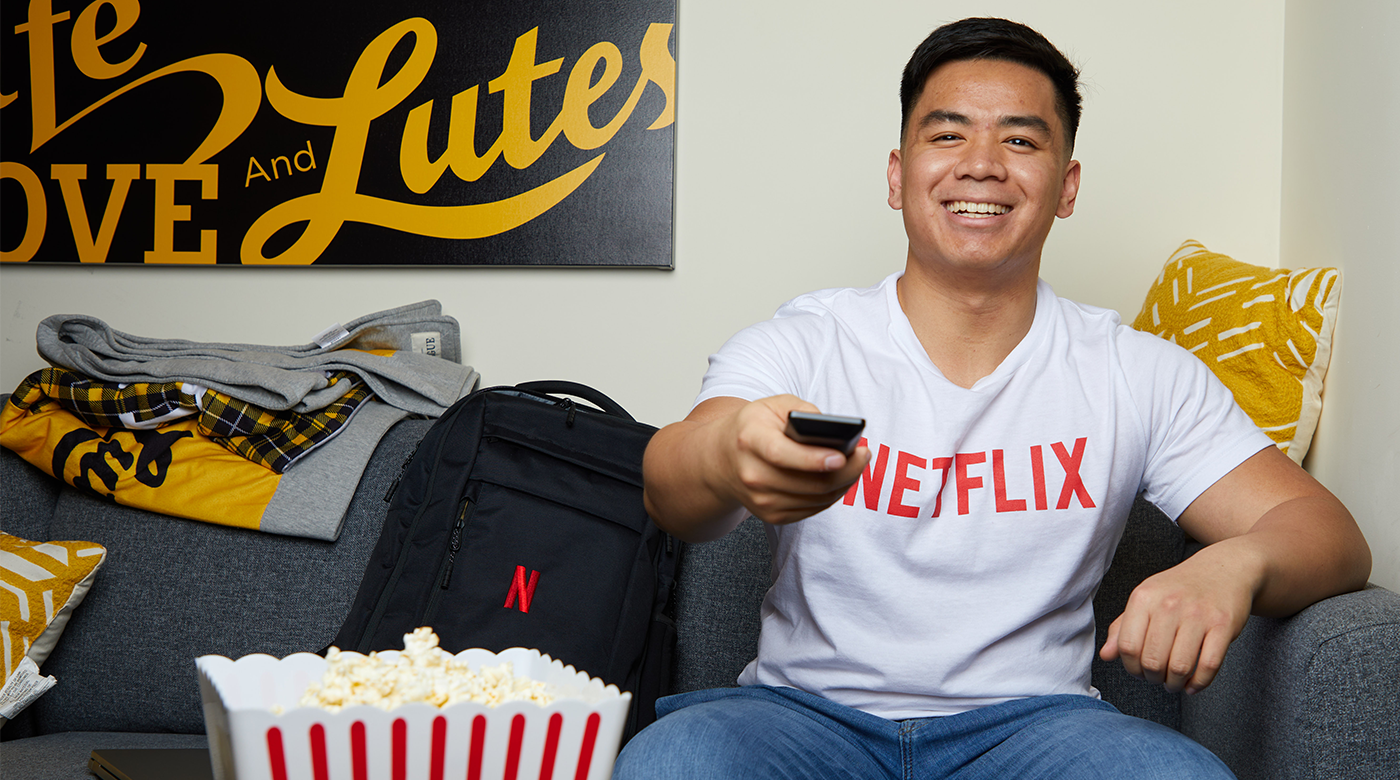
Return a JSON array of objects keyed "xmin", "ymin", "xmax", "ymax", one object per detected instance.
[{"xmin": 516, "ymin": 380, "xmax": 635, "ymax": 422}]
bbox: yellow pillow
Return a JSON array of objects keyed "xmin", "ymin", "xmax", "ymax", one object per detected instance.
[
  {"xmin": 0, "ymin": 532, "xmax": 107, "ymax": 720},
  {"xmin": 1132, "ymin": 240, "xmax": 1340, "ymax": 465}
]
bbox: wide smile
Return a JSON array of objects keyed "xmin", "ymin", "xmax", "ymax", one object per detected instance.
[{"xmin": 943, "ymin": 200, "xmax": 1012, "ymax": 219}]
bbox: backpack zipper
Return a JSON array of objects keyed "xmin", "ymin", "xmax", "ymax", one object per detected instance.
[
  {"xmin": 422, "ymin": 496, "xmax": 471, "ymax": 625},
  {"xmin": 440, "ymin": 498, "xmax": 470, "ymax": 588}
]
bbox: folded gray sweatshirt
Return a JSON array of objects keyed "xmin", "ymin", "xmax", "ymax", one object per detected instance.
[{"xmin": 36, "ymin": 300, "xmax": 479, "ymax": 416}]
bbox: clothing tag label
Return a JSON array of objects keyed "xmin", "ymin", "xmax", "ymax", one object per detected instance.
[
  {"xmin": 0, "ymin": 657, "xmax": 57, "ymax": 719},
  {"xmin": 411, "ymin": 331, "xmax": 442, "ymax": 358},
  {"xmin": 312, "ymin": 323, "xmax": 352, "ymax": 350}
]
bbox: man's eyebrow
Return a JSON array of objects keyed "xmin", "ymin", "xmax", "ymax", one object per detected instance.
[
  {"xmin": 915, "ymin": 109, "xmax": 971, "ymax": 131},
  {"xmin": 914, "ymin": 110, "xmax": 1055, "ymax": 139},
  {"xmin": 999, "ymin": 114, "xmax": 1054, "ymax": 137}
]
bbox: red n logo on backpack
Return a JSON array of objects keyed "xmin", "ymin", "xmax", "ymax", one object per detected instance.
[{"xmin": 504, "ymin": 565, "xmax": 540, "ymax": 613}]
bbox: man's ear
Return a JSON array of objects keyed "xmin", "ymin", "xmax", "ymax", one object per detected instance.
[
  {"xmin": 887, "ymin": 149, "xmax": 904, "ymax": 210},
  {"xmin": 1056, "ymin": 159, "xmax": 1081, "ymax": 219}
]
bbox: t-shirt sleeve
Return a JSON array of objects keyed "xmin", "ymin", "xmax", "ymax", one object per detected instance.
[
  {"xmin": 1120, "ymin": 330, "xmax": 1274, "ymax": 520},
  {"xmin": 694, "ymin": 309, "xmax": 825, "ymax": 408}
]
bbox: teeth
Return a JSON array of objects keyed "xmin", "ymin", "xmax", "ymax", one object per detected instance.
[{"xmin": 946, "ymin": 200, "xmax": 1010, "ymax": 216}]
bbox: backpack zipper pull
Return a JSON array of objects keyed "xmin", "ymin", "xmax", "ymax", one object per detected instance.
[
  {"xmin": 439, "ymin": 499, "xmax": 470, "ymax": 589},
  {"xmin": 561, "ymin": 397, "xmax": 577, "ymax": 427}
]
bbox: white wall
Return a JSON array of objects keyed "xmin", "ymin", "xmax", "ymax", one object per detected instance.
[
  {"xmin": 1282, "ymin": 0, "xmax": 1400, "ymax": 591},
  {"xmin": 9, "ymin": 0, "xmax": 1388, "ymax": 587}
]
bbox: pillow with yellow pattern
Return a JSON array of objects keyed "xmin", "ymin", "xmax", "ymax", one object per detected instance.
[
  {"xmin": 1132, "ymin": 240, "xmax": 1340, "ymax": 465},
  {"xmin": 0, "ymin": 532, "xmax": 107, "ymax": 724}
]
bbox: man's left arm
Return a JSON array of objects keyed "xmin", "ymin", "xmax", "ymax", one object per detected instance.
[{"xmin": 1100, "ymin": 445, "xmax": 1371, "ymax": 694}]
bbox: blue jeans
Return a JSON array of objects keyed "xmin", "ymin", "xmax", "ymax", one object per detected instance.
[{"xmin": 612, "ymin": 686, "xmax": 1235, "ymax": 779}]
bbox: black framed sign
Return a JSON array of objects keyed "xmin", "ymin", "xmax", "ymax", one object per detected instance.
[{"xmin": 0, "ymin": 0, "xmax": 676, "ymax": 266}]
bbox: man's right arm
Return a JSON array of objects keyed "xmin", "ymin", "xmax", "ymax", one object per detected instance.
[{"xmin": 641, "ymin": 395, "xmax": 872, "ymax": 543}]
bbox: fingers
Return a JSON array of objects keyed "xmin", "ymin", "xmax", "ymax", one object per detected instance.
[
  {"xmin": 1111, "ymin": 616, "xmax": 1211, "ymax": 692},
  {"xmin": 1099, "ymin": 616, "xmax": 1121, "ymax": 662},
  {"xmin": 1163, "ymin": 620, "xmax": 1208, "ymax": 692},
  {"xmin": 725, "ymin": 396, "xmax": 871, "ymax": 524},
  {"xmin": 1184, "ymin": 627, "xmax": 1231, "ymax": 695},
  {"xmin": 737, "ymin": 445, "xmax": 871, "ymax": 525},
  {"xmin": 743, "ymin": 396, "xmax": 847, "ymax": 473},
  {"xmin": 1104, "ymin": 570, "xmax": 1249, "ymax": 695}
]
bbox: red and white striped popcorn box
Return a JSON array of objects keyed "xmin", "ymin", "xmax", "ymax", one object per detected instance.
[{"xmin": 196, "ymin": 647, "xmax": 632, "ymax": 780}]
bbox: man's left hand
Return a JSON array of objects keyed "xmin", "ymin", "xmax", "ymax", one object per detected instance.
[
  {"xmin": 1099, "ymin": 544, "xmax": 1256, "ymax": 694},
  {"xmin": 1100, "ymin": 446, "xmax": 1370, "ymax": 694}
]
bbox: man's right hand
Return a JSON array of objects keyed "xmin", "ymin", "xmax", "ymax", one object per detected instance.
[{"xmin": 641, "ymin": 395, "xmax": 872, "ymax": 543}]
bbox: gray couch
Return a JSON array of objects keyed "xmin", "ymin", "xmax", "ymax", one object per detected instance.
[{"xmin": 2, "ymin": 416, "xmax": 1397, "ymax": 780}]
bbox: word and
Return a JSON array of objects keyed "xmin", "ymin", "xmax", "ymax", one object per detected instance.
[
  {"xmin": 245, "ymin": 141, "xmax": 317, "ymax": 187},
  {"xmin": 844, "ymin": 437, "xmax": 1098, "ymax": 518}
]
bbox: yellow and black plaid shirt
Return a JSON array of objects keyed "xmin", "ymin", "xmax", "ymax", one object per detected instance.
[{"xmin": 7, "ymin": 367, "xmax": 373, "ymax": 473}]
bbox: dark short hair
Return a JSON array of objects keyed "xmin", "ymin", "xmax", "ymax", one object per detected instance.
[{"xmin": 900, "ymin": 18, "xmax": 1082, "ymax": 153}]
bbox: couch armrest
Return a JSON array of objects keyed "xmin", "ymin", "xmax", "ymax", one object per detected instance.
[{"xmin": 1181, "ymin": 585, "xmax": 1400, "ymax": 780}]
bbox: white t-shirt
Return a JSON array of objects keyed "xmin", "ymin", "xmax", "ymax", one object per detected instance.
[{"xmin": 695, "ymin": 272, "xmax": 1272, "ymax": 720}]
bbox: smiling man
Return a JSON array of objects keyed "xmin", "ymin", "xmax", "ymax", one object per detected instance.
[{"xmin": 613, "ymin": 17, "xmax": 1370, "ymax": 780}]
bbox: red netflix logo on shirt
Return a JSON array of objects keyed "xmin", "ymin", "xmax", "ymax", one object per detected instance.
[{"xmin": 843, "ymin": 437, "xmax": 1097, "ymax": 517}]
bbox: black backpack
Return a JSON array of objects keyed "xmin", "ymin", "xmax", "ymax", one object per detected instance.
[{"xmin": 333, "ymin": 381, "xmax": 681, "ymax": 740}]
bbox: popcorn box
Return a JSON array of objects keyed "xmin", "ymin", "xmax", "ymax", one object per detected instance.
[{"xmin": 196, "ymin": 648, "xmax": 632, "ymax": 780}]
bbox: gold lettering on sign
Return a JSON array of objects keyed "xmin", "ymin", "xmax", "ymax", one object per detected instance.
[
  {"xmin": 2, "ymin": 2, "xmax": 674, "ymax": 265},
  {"xmin": 14, "ymin": 0, "xmax": 261, "ymax": 163},
  {"xmin": 51, "ymin": 163, "xmax": 141, "ymax": 263},
  {"xmin": 242, "ymin": 18, "xmax": 676, "ymax": 265},
  {"xmin": 246, "ymin": 141, "xmax": 318, "ymax": 187},
  {"xmin": 146, "ymin": 163, "xmax": 218, "ymax": 264},
  {"xmin": 70, "ymin": 0, "xmax": 147, "ymax": 80},
  {"xmin": 0, "ymin": 163, "xmax": 47, "ymax": 262}
]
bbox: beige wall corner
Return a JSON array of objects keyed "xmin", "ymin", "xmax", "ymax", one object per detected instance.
[{"xmin": 1284, "ymin": 0, "xmax": 1400, "ymax": 590}]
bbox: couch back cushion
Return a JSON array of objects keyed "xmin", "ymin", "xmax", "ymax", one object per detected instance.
[
  {"xmin": 671, "ymin": 515, "xmax": 771, "ymax": 693},
  {"xmin": 1, "ymin": 445, "xmax": 61, "ymax": 542},
  {"xmin": 26, "ymin": 418, "xmax": 431, "ymax": 735}
]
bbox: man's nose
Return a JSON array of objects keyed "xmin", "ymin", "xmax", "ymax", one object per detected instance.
[{"xmin": 953, "ymin": 137, "xmax": 1007, "ymax": 180}]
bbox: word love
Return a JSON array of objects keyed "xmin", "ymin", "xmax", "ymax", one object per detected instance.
[{"xmin": 844, "ymin": 437, "xmax": 1098, "ymax": 518}]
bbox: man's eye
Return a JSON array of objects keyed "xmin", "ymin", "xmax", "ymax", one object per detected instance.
[
  {"xmin": 934, "ymin": 133, "xmax": 961, "ymax": 142},
  {"xmin": 1007, "ymin": 138, "xmax": 1036, "ymax": 148}
]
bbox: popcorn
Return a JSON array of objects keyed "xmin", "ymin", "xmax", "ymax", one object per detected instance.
[{"xmin": 294, "ymin": 627, "xmax": 555, "ymax": 713}]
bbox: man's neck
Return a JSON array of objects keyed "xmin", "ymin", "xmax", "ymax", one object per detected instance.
[{"xmin": 896, "ymin": 260, "xmax": 1040, "ymax": 389}]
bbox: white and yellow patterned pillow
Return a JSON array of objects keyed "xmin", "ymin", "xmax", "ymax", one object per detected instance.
[
  {"xmin": 1, "ymin": 532, "xmax": 107, "ymax": 717},
  {"xmin": 1132, "ymin": 240, "xmax": 1340, "ymax": 464}
]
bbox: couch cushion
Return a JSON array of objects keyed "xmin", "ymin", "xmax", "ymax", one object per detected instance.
[
  {"xmin": 1, "ymin": 444, "xmax": 60, "ymax": 543},
  {"xmin": 25, "ymin": 418, "xmax": 431, "ymax": 735},
  {"xmin": 671, "ymin": 515, "xmax": 770, "ymax": 694}
]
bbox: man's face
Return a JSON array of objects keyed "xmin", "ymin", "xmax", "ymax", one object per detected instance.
[{"xmin": 888, "ymin": 58, "xmax": 1080, "ymax": 281}]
